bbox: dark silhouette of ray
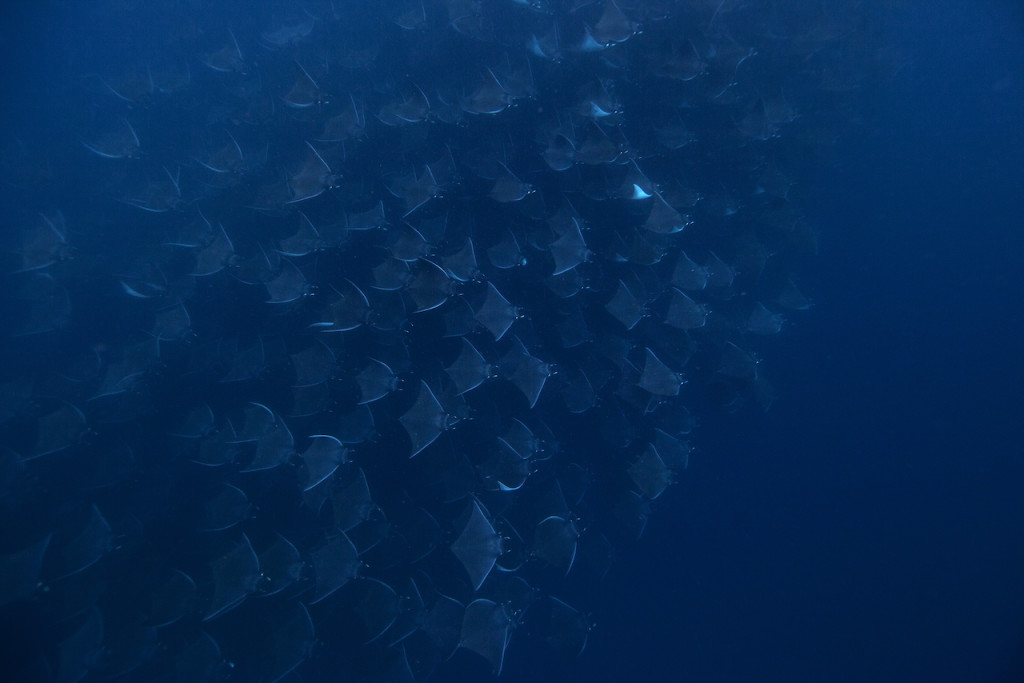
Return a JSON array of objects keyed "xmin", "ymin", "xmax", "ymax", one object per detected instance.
[
  {"xmin": 538, "ymin": 596, "xmax": 591, "ymax": 657},
  {"xmin": 664, "ymin": 288, "xmax": 707, "ymax": 330},
  {"xmin": 542, "ymin": 133, "xmax": 576, "ymax": 171},
  {"xmin": 191, "ymin": 223, "xmax": 235, "ymax": 277},
  {"xmin": 400, "ymin": 380, "xmax": 452, "ymax": 457},
  {"xmin": 389, "ymin": 223, "xmax": 432, "ymax": 262},
  {"xmin": 287, "ymin": 142, "xmax": 338, "ymax": 203},
  {"xmin": 219, "ymin": 337, "xmax": 265, "ymax": 383},
  {"xmin": 283, "ymin": 61, "xmax": 324, "ymax": 109},
  {"xmin": 317, "ymin": 94, "xmax": 367, "ymax": 142},
  {"xmin": 331, "ymin": 467, "xmax": 375, "ymax": 531},
  {"xmin": 278, "ymin": 213, "xmax": 324, "ymax": 257},
  {"xmin": 146, "ymin": 569, "xmax": 197, "ymax": 628},
  {"xmin": 442, "ymin": 237, "xmax": 481, "ymax": 282},
  {"xmin": 255, "ymin": 600, "xmax": 316, "ymax": 682},
  {"xmin": 628, "ymin": 445, "xmax": 673, "ymax": 500},
  {"xmin": 81, "ymin": 117, "xmax": 140, "ymax": 159},
  {"xmin": 499, "ymin": 418, "xmax": 542, "ymax": 460},
  {"xmin": 192, "ymin": 422, "xmax": 240, "ymax": 467},
  {"xmin": 462, "ymin": 69, "xmax": 510, "ymax": 116},
  {"xmin": 365, "ymin": 286, "xmax": 409, "ymax": 331},
  {"xmin": 257, "ymin": 535, "xmax": 303, "ymax": 598},
  {"xmin": 548, "ymin": 214, "xmax": 590, "ymax": 276},
  {"xmin": 450, "ymin": 500, "xmax": 502, "ymax": 591},
  {"xmin": 332, "ymin": 404, "xmax": 377, "ymax": 445},
  {"xmin": 57, "ymin": 608, "xmax": 104, "ymax": 683},
  {"xmin": 653, "ymin": 428, "xmax": 692, "ymax": 471},
  {"xmin": 638, "ymin": 347, "xmax": 686, "ymax": 397},
  {"xmin": 312, "ymin": 279, "xmax": 370, "ymax": 332},
  {"xmin": 372, "ymin": 256, "xmax": 412, "ymax": 291},
  {"xmin": 654, "ymin": 114, "xmax": 699, "ymax": 149},
  {"xmin": 775, "ymin": 278, "xmax": 813, "ymax": 311},
  {"xmin": 459, "ymin": 599, "xmax": 513, "ymax": 675},
  {"xmin": 289, "ymin": 380, "xmax": 331, "ymax": 418},
  {"xmin": 408, "ymin": 259, "xmax": 453, "ymax": 313},
  {"xmin": 611, "ymin": 161, "xmax": 655, "ymax": 200},
  {"xmin": 560, "ymin": 365, "xmax": 598, "ymax": 413},
  {"xmin": 204, "ymin": 29, "xmax": 245, "ymax": 73},
  {"xmin": 265, "ymin": 258, "xmax": 310, "ymax": 304},
  {"xmin": 95, "ymin": 66, "xmax": 154, "ymax": 105},
  {"xmin": 445, "ymin": 338, "xmax": 493, "ymax": 396},
  {"xmin": 0, "ymin": 535, "xmax": 50, "ymax": 607},
  {"xmin": 231, "ymin": 403, "xmax": 276, "ymax": 444},
  {"xmin": 309, "ymin": 531, "xmax": 360, "ymax": 604},
  {"xmin": 356, "ymin": 359, "xmax": 400, "ymax": 405},
  {"xmin": 657, "ymin": 37, "xmax": 705, "ymax": 82},
  {"xmin": 28, "ymin": 402, "xmax": 87, "ymax": 459},
  {"xmin": 497, "ymin": 337, "xmax": 552, "ymax": 409},
  {"xmin": 611, "ymin": 490, "xmax": 650, "ymax": 542},
  {"xmin": 605, "ymin": 279, "xmax": 646, "ymax": 330},
  {"xmin": 745, "ymin": 302, "xmax": 784, "ymax": 335},
  {"xmin": 556, "ymin": 305, "xmax": 592, "ymax": 348},
  {"xmin": 705, "ymin": 251, "xmax": 736, "ymax": 289},
  {"xmin": 499, "ymin": 337, "xmax": 553, "ymax": 409},
  {"xmin": 261, "ymin": 14, "xmax": 315, "ymax": 49},
  {"xmin": 421, "ymin": 594, "xmax": 464, "ymax": 660},
  {"xmin": 231, "ymin": 403, "xmax": 294, "ymax": 472},
  {"xmin": 203, "ymin": 534, "xmax": 260, "ymax": 621},
  {"xmin": 591, "ymin": 0, "xmax": 639, "ymax": 46},
  {"xmin": 643, "ymin": 191, "xmax": 689, "ymax": 234},
  {"xmin": 485, "ymin": 230, "xmax": 527, "ymax": 269},
  {"xmin": 384, "ymin": 578, "xmax": 426, "ymax": 647},
  {"xmin": 488, "ymin": 163, "xmax": 533, "ymax": 203},
  {"xmin": 290, "ymin": 339, "xmax": 335, "ymax": 387},
  {"xmin": 249, "ymin": 421, "xmax": 295, "ymax": 473},
  {"xmin": 153, "ymin": 300, "xmax": 192, "ymax": 342},
  {"xmin": 346, "ymin": 201, "xmax": 388, "ymax": 232},
  {"xmin": 339, "ymin": 578, "xmax": 402, "ymax": 644},
  {"xmin": 473, "ymin": 282, "xmax": 517, "ymax": 341},
  {"xmin": 121, "ymin": 166, "xmax": 183, "ymax": 212},
  {"xmin": 15, "ymin": 211, "xmax": 70, "ymax": 273},
  {"xmin": 300, "ymin": 435, "xmax": 346, "ymax": 492},
  {"xmin": 477, "ymin": 440, "xmax": 530, "ymax": 492},
  {"xmin": 194, "ymin": 129, "xmax": 244, "ymax": 178},
  {"xmin": 197, "ymin": 483, "xmax": 251, "ymax": 532},
  {"xmin": 532, "ymin": 515, "xmax": 579, "ymax": 576},
  {"xmin": 388, "ymin": 166, "xmax": 442, "ymax": 218},
  {"xmin": 718, "ymin": 341, "xmax": 759, "ymax": 380}
]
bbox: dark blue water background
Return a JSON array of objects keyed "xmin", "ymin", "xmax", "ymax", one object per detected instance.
[
  {"xmin": 1, "ymin": 1, "xmax": 1022, "ymax": 681},
  {"xmin": 565, "ymin": 2, "xmax": 1024, "ymax": 681}
]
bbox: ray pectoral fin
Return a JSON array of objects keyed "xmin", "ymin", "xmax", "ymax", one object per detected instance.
[
  {"xmin": 81, "ymin": 139, "xmax": 120, "ymax": 159},
  {"xmin": 400, "ymin": 380, "xmax": 447, "ymax": 457}
]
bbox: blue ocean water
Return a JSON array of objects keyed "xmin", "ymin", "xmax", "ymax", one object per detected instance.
[
  {"xmin": 565, "ymin": 3, "xmax": 1024, "ymax": 682},
  {"xmin": 0, "ymin": 1, "xmax": 1021, "ymax": 682}
]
